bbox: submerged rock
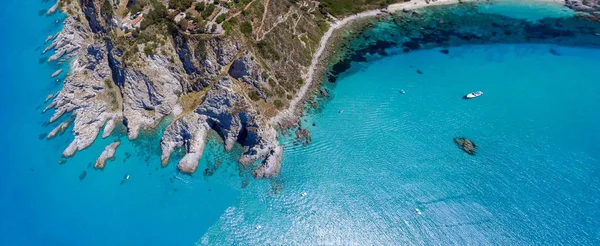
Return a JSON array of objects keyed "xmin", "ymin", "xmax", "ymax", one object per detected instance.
[
  {"xmin": 79, "ymin": 171, "xmax": 87, "ymax": 181},
  {"xmin": 454, "ymin": 137, "xmax": 476, "ymax": 155}
]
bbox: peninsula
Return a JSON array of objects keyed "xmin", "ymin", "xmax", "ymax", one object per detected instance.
[{"xmin": 43, "ymin": 0, "xmax": 598, "ymax": 178}]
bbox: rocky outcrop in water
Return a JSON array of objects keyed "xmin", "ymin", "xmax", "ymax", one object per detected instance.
[
  {"xmin": 51, "ymin": 69, "xmax": 63, "ymax": 78},
  {"xmin": 47, "ymin": 1, "xmax": 59, "ymax": 16},
  {"xmin": 454, "ymin": 137, "xmax": 476, "ymax": 155},
  {"xmin": 45, "ymin": 17, "xmax": 122, "ymax": 157},
  {"xmin": 95, "ymin": 142, "xmax": 121, "ymax": 169},
  {"xmin": 161, "ymin": 77, "xmax": 282, "ymax": 176},
  {"xmin": 44, "ymin": 16, "xmax": 88, "ymax": 63},
  {"xmin": 47, "ymin": 119, "xmax": 71, "ymax": 139}
]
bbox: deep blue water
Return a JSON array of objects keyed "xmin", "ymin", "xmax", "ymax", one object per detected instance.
[{"xmin": 1, "ymin": 1, "xmax": 599, "ymax": 245}]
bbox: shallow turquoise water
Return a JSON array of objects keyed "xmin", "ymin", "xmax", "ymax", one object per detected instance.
[
  {"xmin": 1, "ymin": 1, "xmax": 600, "ymax": 245},
  {"xmin": 200, "ymin": 44, "xmax": 600, "ymax": 245}
]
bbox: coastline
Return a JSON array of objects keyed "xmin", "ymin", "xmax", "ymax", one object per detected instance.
[
  {"xmin": 269, "ymin": 0, "xmax": 480, "ymax": 126},
  {"xmin": 269, "ymin": 0, "xmax": 570, "ymax": 127},
  {"xmin": 41, "ymin": 0, "xmax": 594, "ymax": 179}
]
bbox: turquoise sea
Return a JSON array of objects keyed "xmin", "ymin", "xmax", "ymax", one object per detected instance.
[{"xmin": 1, "ymin": 0, "xmax": 599, "ymax": 245}]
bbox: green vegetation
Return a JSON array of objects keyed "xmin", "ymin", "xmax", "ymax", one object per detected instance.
[
  {"xmin": 195, "ymin": 2, "xmax": 205, "ymax": 12},
  {"xmin": 234, "ymin": 0, "xmax": 253, "ymax": 7},
  {"xmin": 248, "ymin": 91, "xmax": 261, "ymax": 101},
  {"xmin": 240, "ymin": 21, "xmax": 252, "ymax": 35},
  {"xmin": 256, "ymin": 41, "xmax": 280, "ymax": 60},
  {"xmin": 101, "ymin": 0, "xmax": 113, "ymax": 18},
  {"xmin": 127, "ymin": 0, "xmax": 149, "ymax": 14},
  {"xmin": 168, "ymin": 0, "xmax": 194, "ymax": 11},
  {"xmin": 143, "ymin": 43, "xmax": 158, "ymax": 56},
  {"xmin": 201, "ymin": 4, "xmax": 216, "ymax": 19},
  {"xmin": 140, "ymin": 2, "xmax": 168, "ymax": 30},
  {"xmin": 274, "ymin": 99, "xmax": 284, "ymax": 109},
  {"xmin": 196, "ymin": 39, "xmax": 207, "ymax": 57},
  {"xmin": 104, "ymin": 78, "xmax": 120, "ymax": 111},
  {"xmin": 215, "ymin": 14, "xmax": 226, "ymax": 24},
  {"xmin": 319, "ymin": 0, "xmax": 398, "ymax": 17}
]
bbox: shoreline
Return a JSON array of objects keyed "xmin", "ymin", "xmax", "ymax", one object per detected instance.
[
  {"xmin": 269, "ymin": 0, "xmax": 479, "ymax": 126},
  {"xmin": 269, "ymin": 0, "xmax": 569, "ymax": 127}
]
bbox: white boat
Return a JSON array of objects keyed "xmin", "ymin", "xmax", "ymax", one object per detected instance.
[
  {"xmin": 255, "ymin": 225, "xmax": 262, "ymax": 230},
  {"xmin": 463, "ymin": 91, "xmax": 483, "ymax": 99},
  {"xmin": 399, "ymin": 89, "xmax": 406, "ymax": 94},
  {"xmin": 301, "ymin": 192, "xmax": 307, "ymax": 197}
]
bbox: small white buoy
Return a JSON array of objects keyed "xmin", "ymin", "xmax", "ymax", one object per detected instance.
[
  {"xmin": 415, "ymin": 208, "xmax": 422, "ymax": 215},
  {"xmin": 125, "ymin": 174, "xmax": 130, "ymax": 180},
  {"xmin": 301, "ymin": 192, "xmax": 307, "ymax": 197},
  {"xmin": 255, "ymin": 225, "xmax": 262, "ymax": 230}
]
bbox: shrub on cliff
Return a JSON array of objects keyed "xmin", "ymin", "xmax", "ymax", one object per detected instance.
[
  {"xmin": 169, "ymin": 0, "xmax": 194, "ymax": 11},
  {"xmin": 274, "ymin": 99, "xmax": 284, "ymax": 109},
  {"xmin": 240, "ymin": 21, "xmax": 252, "ymax": 35}
]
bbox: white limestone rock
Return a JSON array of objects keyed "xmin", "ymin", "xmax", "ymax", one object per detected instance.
[
  {"xmin": 121, "ymin": 54, "xmax": 183, "ymax": 140},
  {"xmin": 47, "ymin": 1, "xmax": 59, "ymax": 15},
  {"xmin": 95, "ymin": 142, "xmax": 121, "ymax": 169},
  {"xmin": 47, "ymin": 120, "xmax": 71, "ymax": 139},
  {"xmin": 51, "ymin": 69, "xmax": 63, "ymax": 78}
]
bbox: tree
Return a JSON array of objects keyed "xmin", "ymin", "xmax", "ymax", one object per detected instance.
[
  {"xmin": 195, "ymin": 2, "xmax": 205, "ymax": 12},
  {"xmin": 140, "ymin": 1, "xmax": 168, "ymax": 30},
  {"xmin": 274, "ymin": 99, "xmax": 284, "ymax": 109},
  {"xmin": 215, "ymin": 14, "xmax": 226, "ymax": 24},
  {"xmin": 201, "ymin": 4, "xmax": 216, "ymax": 19},
  {"xmin": 101, "ymin": 0, "xmax": 113, "ymax": 18}
]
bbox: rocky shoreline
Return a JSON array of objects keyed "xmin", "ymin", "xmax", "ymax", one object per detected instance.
[
  {"xmin": 44, "ymin": 1, "xmax": 284, "ymax": 178},
  {"xmin": 42, "ymin": 0, "xmax": 600, "ymax": 179}
]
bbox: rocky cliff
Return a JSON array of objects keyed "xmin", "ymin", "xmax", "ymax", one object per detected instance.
[
  {"xmin": 44, "ymin": 0, "xmax": 599, "ymax": 177},
  {"xmin": 44, "ymin": 0, "xmax": 324, "ymax": 177}
]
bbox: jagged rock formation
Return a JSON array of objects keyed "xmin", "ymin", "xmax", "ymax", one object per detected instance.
[
  {"xmin": 95, "ymin": 142, "xmax": 121, "ymax": 169},
  {"xmin": 161, "ymin": 77, "xmax": 282, "ymax": 175},
  {"xmin": 47, "ymin": 120, "xmax": 71, "ymax": 139},
  {"xmin": 566, "ymin": 0, "xmax": 600, "ymax": 12},
  {"xmin": 44, "ymin": 0, "xmax": 313, "ymax": 178},
  {"xmin": 45, "ymin": 15, "xmax": 122, "ymax": 158}
]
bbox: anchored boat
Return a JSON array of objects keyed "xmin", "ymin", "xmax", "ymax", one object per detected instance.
[{"xmin": 463, "ymin": 91, "xmax": 483, "ymax": 99}]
